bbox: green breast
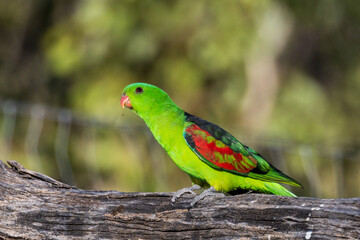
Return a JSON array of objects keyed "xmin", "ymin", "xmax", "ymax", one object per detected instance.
[{"xmin": 140, "ymin": 109, "xmax": 206, "ymax": 183}]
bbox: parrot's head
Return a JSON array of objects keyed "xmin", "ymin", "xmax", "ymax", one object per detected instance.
[{"xmin": 121, "ymin": 83, "xmax": 176, "ymax": 117}]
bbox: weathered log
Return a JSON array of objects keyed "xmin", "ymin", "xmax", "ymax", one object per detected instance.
[{"xmin": 0, "ymin": 160, "xmax": 358, "ymax": 240}]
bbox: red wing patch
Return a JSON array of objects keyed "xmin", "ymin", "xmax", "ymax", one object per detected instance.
[{"xmin": 185, "ymin": 124, "xmax": 257, "ymax": 173}]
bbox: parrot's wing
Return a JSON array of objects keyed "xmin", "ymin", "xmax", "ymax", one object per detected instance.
[{"xmin": 183, "ymin": 113, "xmax": 302, "ymax": 187}]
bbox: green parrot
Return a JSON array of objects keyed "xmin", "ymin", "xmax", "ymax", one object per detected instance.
[{"xmin": 121, "ymin": 83, "xmax": 302, "ymax": 206}]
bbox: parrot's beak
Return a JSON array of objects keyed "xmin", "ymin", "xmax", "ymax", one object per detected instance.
[{"xmin": 121, "ymin": 94, "xmax": 132, "ymax": 109}]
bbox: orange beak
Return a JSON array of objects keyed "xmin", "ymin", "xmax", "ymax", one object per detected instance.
[{"xmin": 121, "ymin": 95, "xmax": 132, "ymax": 109}]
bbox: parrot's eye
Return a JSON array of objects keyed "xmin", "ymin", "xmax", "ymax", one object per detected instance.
[{"xmin": 135, "ymin": 87, "xmax": 143, "ymax": 94}]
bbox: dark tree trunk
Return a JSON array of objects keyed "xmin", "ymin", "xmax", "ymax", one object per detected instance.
[{"xmin": 0, "ymin": 160, "xmax": 358, "ymax": 239}]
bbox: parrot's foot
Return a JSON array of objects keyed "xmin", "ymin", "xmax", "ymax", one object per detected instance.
[
  {"xmin": 190, "ymin": 187, "xmax": 225, "ymax": 208},
  {"xmin": 171, "ymin": 184, "xmax": 202, "ymax": 203}
]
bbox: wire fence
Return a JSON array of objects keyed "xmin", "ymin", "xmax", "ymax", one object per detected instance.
[{"xmin": 0, "ymin": 99, "xmax": 359, "ymax": 198}]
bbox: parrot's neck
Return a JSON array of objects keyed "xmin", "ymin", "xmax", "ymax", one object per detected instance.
[
  {"xmin": 138, "ymin": 104, "xmax": 185, "ymax": 152},
  {"xmin": 137, "ymin": 104, "xmax": 203, "ymax": 181}
]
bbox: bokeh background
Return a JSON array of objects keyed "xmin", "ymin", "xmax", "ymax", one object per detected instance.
[{"xmin": 0, "ymin": 0, "xmax": 359, "ymax": 198}]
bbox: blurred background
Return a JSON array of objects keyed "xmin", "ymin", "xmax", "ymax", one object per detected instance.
[{"xmin": 0, "ymin": 0, "xmax": 359, "ymax": 198}]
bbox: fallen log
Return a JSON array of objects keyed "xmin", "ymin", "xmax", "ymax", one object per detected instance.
[{"xmin": 0, "ymin": 160, "xmax": 358, "ymax": 239}]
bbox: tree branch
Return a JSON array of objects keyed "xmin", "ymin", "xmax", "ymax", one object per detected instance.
[{"xmin": 0, "ymin": 160, "xmax": 358, "ymax": 239}]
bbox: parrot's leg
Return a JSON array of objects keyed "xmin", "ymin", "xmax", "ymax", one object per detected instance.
[
  {"xmin": 171, "ymin": 184, "xmax": 202, "ymax": 203},
  {"xmin": 190, "ymin": 187, "xmax": 225, "ymax": 208}
]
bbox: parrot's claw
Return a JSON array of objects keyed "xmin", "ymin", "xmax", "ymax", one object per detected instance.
[
  {"xmin": 189, "ymin": 187, "xmax": 225, "ymax": 208},
  {"xmin": 171, "ymin": 185, "xmax": 202, "ymax": 203}
]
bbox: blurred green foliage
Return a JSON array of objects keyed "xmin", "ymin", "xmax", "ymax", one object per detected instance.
[{"xmin": 0, "ymin": 0, "xmax": 359, "ymax": 198}]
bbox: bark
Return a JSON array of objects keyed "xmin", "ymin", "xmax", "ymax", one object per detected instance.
[{"xmin": 0, "ymin": 160, "xmax": 358, "ymax": 240}]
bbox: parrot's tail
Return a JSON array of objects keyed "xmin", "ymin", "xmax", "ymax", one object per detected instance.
[{"xmin": 264, "ymin": 182, "xmax": 297, "ymax": 197}]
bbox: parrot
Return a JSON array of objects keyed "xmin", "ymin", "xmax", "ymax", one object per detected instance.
[{"xmin": 121, "ymin": 83, "xmax": 302, "ymax": 207}]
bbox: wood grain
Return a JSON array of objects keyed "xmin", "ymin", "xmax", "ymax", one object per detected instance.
[{"xmin": 0, "ymin": 160, "xmax": 358, "ymax": 239}]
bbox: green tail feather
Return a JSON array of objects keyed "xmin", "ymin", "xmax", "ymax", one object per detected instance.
[
  {"xmin": 250, "ymin": 167, "xmax": 303, "ymax": 188},
  {"xmin": 264, "ymin": 182, "xmax": 297, "ymax": 197}
]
